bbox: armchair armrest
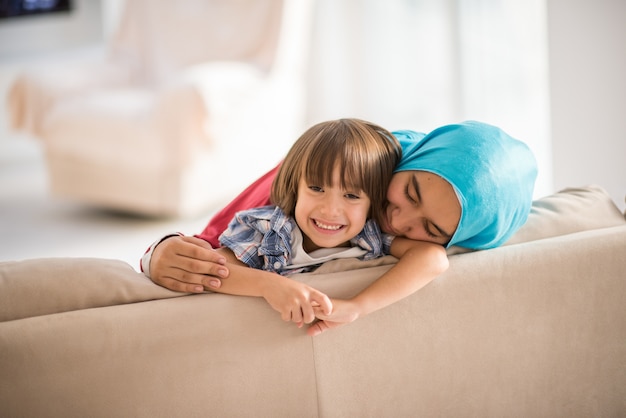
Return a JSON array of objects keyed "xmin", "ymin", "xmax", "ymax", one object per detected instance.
[{"xmin": 8, "ymin": 57, "xmax": 133, "ymax": 136}]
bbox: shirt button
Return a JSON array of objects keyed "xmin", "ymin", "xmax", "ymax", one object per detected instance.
[{"xmin": 273, "ymin": 261, "xmax": 282, "ymax": 270}]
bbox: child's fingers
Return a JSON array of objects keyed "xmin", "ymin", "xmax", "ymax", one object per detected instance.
[
  {"xmin": 300, "ymin": 302, "xmax": 316, "ymax": 325},
  {"xmin": 312, "ymin": 305, "xmax": 330, "ymax": 320},
  {"xmin": 310, "ymin": 291, "xmax": 332, "ymax": 316},
  {"xmin": 280, "ymin": 308, "xmax": 292, "ymax": 322},
  {"xmin": 290, "ymin": 307, "xmax": 304, "ymax": 325},
  {"xmin": 307, "ymin": 320, "xmax": 330, "ymax": 337}
]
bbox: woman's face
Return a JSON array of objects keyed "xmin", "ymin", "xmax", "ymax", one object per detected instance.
[{"xmin": 381, "ymin": 170, "xmax": 461, "ymax": 246}]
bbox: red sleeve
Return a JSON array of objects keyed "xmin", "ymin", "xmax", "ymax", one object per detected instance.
[{"xmin": 195, "ymin": 162, "xmax": 280, "ymax": 248}]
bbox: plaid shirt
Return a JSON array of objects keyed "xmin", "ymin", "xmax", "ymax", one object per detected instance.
[{"xmin": 219, "ymin": 206, "xmax": 394, "ymax": 275}]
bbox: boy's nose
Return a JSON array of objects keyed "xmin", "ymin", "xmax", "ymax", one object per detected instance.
[{"xmin": 320, "ymin": 195, "xmax": 341, "ymax": 217}]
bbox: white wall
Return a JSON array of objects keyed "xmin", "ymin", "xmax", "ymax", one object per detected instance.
[
  {"xmin": 1, "ymin": 0, "xmax": 624, "ymax": 210},
  {"xmin": 305, "ymin": 0, "xmax": 553, "ymax": 199},
  {"xmin": 547, "ymin": 0, "xmax": 626, "ymax": 210},
  {"xmin": 0, "ymin": 0, "xmax": 103, "ymax": 59}
]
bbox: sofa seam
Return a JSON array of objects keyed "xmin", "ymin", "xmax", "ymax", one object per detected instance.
[{"xmin": 310, "ymin": 335, "xmax": 322, "ymax": 418}]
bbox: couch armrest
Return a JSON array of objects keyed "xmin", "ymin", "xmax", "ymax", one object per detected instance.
[{"xmin": 0, "ymin": 258, "xmax": 183, "ymax": 322}]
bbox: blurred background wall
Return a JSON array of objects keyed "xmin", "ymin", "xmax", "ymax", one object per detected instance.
[
  {"xmin": 546, "ymin": 0, "xmax": 625, "ymax": 210},
  {"xmin": 1, "ymin": 0, "xmax": 624, "ymax": 209}
]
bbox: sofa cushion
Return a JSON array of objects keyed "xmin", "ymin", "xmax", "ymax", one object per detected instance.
[
  {"xmin": 444, "ymin": 185, "xmax": 624, "ymax": 254},
  {"xmin": 504, "ymin": 185, "xmax": 625, "ymax": 246}
]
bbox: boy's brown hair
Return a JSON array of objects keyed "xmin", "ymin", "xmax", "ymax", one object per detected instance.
[{"xmin": 271, "ymin": 118, "xmax": 401, "ymax": 225}]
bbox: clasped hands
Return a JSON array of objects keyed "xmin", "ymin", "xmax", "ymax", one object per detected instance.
[
  {"xmin": 257, "ymin": 276, "xmax": 361, "ymax": 337},
  {"xmin": 150, "ymin": 236, "xmax": 360, "ymax": 336}
]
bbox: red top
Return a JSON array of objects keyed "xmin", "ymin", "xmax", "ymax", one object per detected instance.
[{"xmin": 195, "ymin": 162, "xmax": 281, "ymax": 248}]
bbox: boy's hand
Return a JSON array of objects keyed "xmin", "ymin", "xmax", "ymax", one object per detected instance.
[
  {"xmin": 307, "ymin": 298, "xmax": 361, "ymax": 336},
  {"xmin": 262, "ymin": 278, "xmax": 332, "ymax": 327}
]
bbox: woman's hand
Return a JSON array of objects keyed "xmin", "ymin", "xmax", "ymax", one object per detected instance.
[
  {"xmin": 150, "ymin": 235, "xmax": 230, "ymax": 293},
  {"xmin": 307, "ymin": 298, "xmax": 362, "ymax": 336}
]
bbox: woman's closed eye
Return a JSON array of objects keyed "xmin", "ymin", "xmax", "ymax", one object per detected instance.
[
  {"xmin": 423, "ymin": 221, "xmax": 439, "ymax": 239},
  {"xmin": 404, "ymin": 184, "xmax": 417, "ymax": 205},
  {"xmin": 406, "ymin": 179, "xmax": 446, "ymax": 240}
]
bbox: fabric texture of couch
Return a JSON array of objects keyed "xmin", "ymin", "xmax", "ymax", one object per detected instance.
[{"xmin": 1, "ymin": 185, "xmax": 625, "ymax": 417}]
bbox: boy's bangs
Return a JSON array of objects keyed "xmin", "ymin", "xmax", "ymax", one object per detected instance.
[{"xmin": 303, "ymin": 144, "xmax": 367, "ymax": 192}]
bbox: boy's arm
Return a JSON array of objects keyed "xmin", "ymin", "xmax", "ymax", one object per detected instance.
[
  {"xmin": 309, "ymin": 239, "xmax": 448, "ymax": 336},
  {"xmin": 212, "ymin": 248, "xmax": 333, "ymax": 327}
]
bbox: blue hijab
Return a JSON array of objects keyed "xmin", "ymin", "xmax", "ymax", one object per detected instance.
[{"xmin": 393, "ymin": 121, "xmax": 537, "ymax": 249}]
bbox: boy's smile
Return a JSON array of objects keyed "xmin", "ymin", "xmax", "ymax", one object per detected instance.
[{"xmin": 312, "ymin": 219, "xmax": 345, "ymax": 231}]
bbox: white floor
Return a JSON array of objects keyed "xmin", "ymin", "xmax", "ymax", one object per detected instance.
[{"xmin": 0, "ymin": 134, "xmax": 218, "ymax": 271}]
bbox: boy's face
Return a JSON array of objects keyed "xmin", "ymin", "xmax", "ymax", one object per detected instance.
[{"xmin": 295, "ymin": 166, "xmax": 371, "ymax": 252}]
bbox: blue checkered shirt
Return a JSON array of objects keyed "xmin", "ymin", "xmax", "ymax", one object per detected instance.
[{"xmin": 218, "ymin": 206, "xmax": 394, "ymax": 275}]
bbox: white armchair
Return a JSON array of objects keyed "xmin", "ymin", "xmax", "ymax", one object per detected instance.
[{"xmin": 8, "ymin": 0, "xmax": 313, "ymax": 216}]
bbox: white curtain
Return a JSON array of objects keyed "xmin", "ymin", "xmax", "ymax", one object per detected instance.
[{"xmin": 306, "ymin": 0, "xmax": 552, "ymax": 197}]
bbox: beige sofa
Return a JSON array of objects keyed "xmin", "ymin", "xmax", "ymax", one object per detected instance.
[{"xmin": 1, "ymin": 186, "xmax": 625, "ymax": 417}]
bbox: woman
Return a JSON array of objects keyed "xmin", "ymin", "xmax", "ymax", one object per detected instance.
[{"xmin": 142, "ymin": 121, "xmax": 537, "ymax": 333}]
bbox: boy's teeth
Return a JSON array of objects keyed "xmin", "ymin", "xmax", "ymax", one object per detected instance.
[{"xmin": 314, "ymin": 220, "xmax": 341, "ymax": 230}]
